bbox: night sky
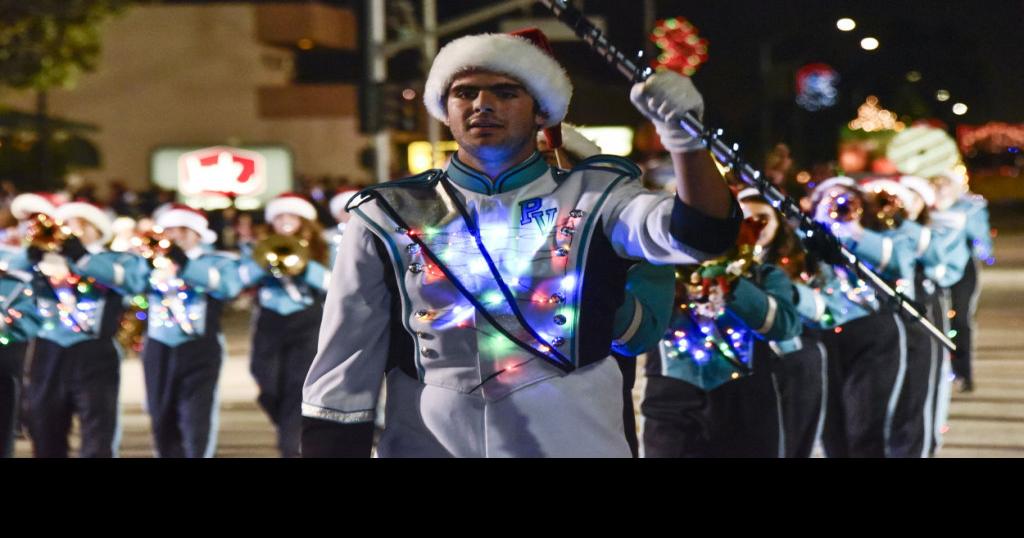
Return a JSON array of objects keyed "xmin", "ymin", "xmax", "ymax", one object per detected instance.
[{"xmin": 181, "ymin": 1, "xmax": 1024, "ymax": 163}]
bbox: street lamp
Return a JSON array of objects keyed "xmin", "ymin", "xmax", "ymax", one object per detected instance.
[
  {"xmin": 952, "ymin": 103, "xmax": 968, "ymax": 116},
  {"xmin": 936, "ymin": 89, "xmax": 951, "ymax": 102},
  {"xmin": 860, "ymin": 37, "xmax": 879, "ymax": 51},
  {"xmin": 836, "ymin": 18, "xmax": 856, "ymax": 31}
]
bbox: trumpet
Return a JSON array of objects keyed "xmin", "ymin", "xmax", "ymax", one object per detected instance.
[
  {"xmin": 129, "ymin": 227, "xmax": 173, "ymax": 261},
  {"xmin": 822, "ymin": 190, "xmax": 863, "ymax": 223},
  {"xmin": 683, "ymin": 216, "xmax": 767, "ymax": 319},
  {"xmin": 253, "ymin": 234, "xmax": 310, "ymax": 278},
  {"xmin": 865, "ymin": 189, "xmax": 905, "ymax": 231},
  {"xmin": 25, "ymin": 213, "xmax": 72, "ymax": 252}
]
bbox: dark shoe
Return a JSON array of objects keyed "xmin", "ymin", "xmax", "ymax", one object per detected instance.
[{"xmin": 954, "ymin": 377, "xmax": 974, "ymax": 393}]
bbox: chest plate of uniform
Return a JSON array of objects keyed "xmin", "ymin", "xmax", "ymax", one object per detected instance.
[
  {"xmin": 36, "ymin": 272, "xmax": 110, "ymax": 346},
  {"xmin": 359, "ymin": 169, "xmax": 626, "ymax": 400}
]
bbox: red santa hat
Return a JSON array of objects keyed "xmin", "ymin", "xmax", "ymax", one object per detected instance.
[
  {"xmin": 11, "ymin": 192, "xmax": 65, "ymax": 220},
  {"xmin": 423, "ymin": 29, "xmax": 572, "ymax": 129},
  {"xmin": 56, "ymin": 201, "xmax": 114, "ymax": 245},
  {"xmin": 265, "ymin": 193, "xmax": 317, "ymax": 223},
  {"xmin": 156, "ymin": 203, "xmax": 217, "ymax": 244},
  {"xmin": 329, "ymin": 189, "xmax": 359, "ymax": 222},
  {"xmin": 536, "ymin": 122, "xmax": 602, "ymax": 160}
]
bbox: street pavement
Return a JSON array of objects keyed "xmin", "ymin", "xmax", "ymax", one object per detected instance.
[{"xmin": 12, "ymin": 219, "xmax": 1024, "ymax": 458}]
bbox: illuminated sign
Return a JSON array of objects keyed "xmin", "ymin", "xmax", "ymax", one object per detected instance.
[
  {"xmin": 178, "ymin": 146, "xmax": 266, "ymax": 197},
  {"xmin": 151, "ymin": 145, "xmax": 293, "ymax": 211}
]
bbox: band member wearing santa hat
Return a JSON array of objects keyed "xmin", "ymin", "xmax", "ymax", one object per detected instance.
[
  {"xmin": 301, "ymin": 28, "xmax": 739, "ymax": 457},
  {"xmin": 735, "ymin": 188, "xmax": 829, "ymax": 458},
  {"xmin": 641, "ymin": 193, "xmax": 802, "ymax": 458},
  {"xmin": 139, "ymin": 204, "xmax": 244, "ymax": 458},
  {"xmin": 807, "ymin": 177, "xmax": 919, "ymax": 458},
  {"xmin": 928, "ymin": 170, "xmax": 990, "ymax": 399},
  {"xmin": 858, "ymin": 176, "xmax": 959, "ymax": 457},
  {"xmin": 237, "ymin": 193, "xmax": 330, "ymax": 457},
  {"xmin": 23, "ymin": 201, "xmax": 150, "ymax": 457}
]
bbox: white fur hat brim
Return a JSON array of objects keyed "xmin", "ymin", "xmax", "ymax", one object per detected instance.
[
  {"xmin": 329, "ymin": 191, "xmax": 359, "ymax": 222},
  {"xmin": 899, "ymin": 175, "xmax": 937, "ymax": 208},
  {"xmin": 56, "ymin": 202, "xmax": 113, "ymax": 245},
  {"xmin": 812, "ymin": 176, "xmax": 859, "ymax": 204},
  {"xmin": 11, "ymin": 193, "xmax": 57, "ymax": 220},
  {"xmin": 157, "ymin": 208, "xmax": 217, "ymax": 244},
  {"xmin": 265, "ymin": 196, "xmax": 317, "ymax": 223},
  {"xmin": 424, "ymin": 33, "xmax": 572, "ymax": 129},
  {"xmin": 862, "ymin": 179, "xmax": 917, "ymax": 210}
]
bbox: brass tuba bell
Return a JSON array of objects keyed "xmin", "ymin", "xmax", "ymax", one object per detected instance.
[{"xmin": 253, "ymin": 234, "xmax": 310, "ymax": 278}]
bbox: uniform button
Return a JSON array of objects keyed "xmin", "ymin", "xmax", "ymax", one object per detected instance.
[
  {"xmin": 415, "ymin": 309, "xmax": 432, "ymax": 320},
  {"xmin": 549, "ymin": 293, "xmax": 566, "ymax": 304},
  {"xmin": 395, "ymin": 227, "xmax": 408, "ymax": 235},
  {"xmin": 559, "ymin": 226, "xmax": 575, "ymax": 236},
  {"xmin": 553, "ymin": 314, "xmax": 567, "ymax": 325},
  {"xmin": 417, "ymin": 331, "xmax": 433, "ymax": 340},
  {"xmin": 555, "ymin": 248, "xmax": 569, "ymax": 257},
  {"xmin": 551, "ymin": 337, "xmax": 566, "ymax": 347},
  {"xmin": 409, "ymin": 263, "xmax": 424, "ymax": 273},
  {"xmin": 569, "ymin": 209, "xmax": 584, "ymax": 218},
  {"xmin": 420, "ymin": 348, "xmax": 438, "ymax": 359},
  {"xmin": 406, "ymin": 243, "xmax": 421, "ymax": 255}
]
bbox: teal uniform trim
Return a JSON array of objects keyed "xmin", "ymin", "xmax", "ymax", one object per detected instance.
[
  {"xmin": 611, "ymin": 262, "xmax": 676, "ymax": 356},
  {"xmin": 353, "ymin": 207, "xmax": 424, "ymax": 380},
  {"xmin": 727, "ymin": 265, "xmax": 801, "ymax": 342},
  {"xmin": 446, "ymin": 151, "xmax": 549, "ymax": 195},
  {"xmin": 572, "ymin": 154, "xmax": 643, "ymax": 178},
  {"xmin": 145, "ymin": 252, "xmax": 243, "ymax": 347},
  {"xmin": 0, "ymin": 273, "xmax": 41, "ymax": 343}
]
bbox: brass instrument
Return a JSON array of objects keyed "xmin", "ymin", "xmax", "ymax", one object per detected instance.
[
  {"xmin": 25, "ymin": 213, "xmax": 71, "ymax": 252},
  {"xmin": 684, "ymin": 216, "xmax": 767, "ymax": 319},
  {"xmin": 866, "ymin": 189, "xmax": 905, "ymax": 231},
  {"xmin": 253, "ymin": 234, "xmax": 310, "ymax": 278},
  {"xmin": 823, "ymin": 189, "xmax": 863, "ymax": 223},
  {"xmin": 129, "ymin": 227, "xmax": 173, "ymax": 262}
]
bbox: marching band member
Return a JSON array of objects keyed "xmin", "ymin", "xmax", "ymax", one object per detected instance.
[
  {"xmin": 301, "ymin": 29, "xmax": 739, "ymax": 457},
  {"xmin": 930, "ymin": 170, "xmax": 991, "ymax": 394},
  {"xmin": 641, "ymin": 204, "xmax": 801, "ymax": 457},
  {"xmin": 0, "ymin": 251, "xmax": 42, "ymax": 457},
  {"xmin": 737, "ymin": 188, "xmax": 828, "ymax": 458},
  {"xmin": 140, "ymin": 204, "xmax": 244, "ymax": 458},
  {"xmin": 238, "ymin": 193, "xmax": 331, "ymax": 457},
  {"xmin": 810, "ymin": 177, "xmax": 917, "ymax": 458},
  {"xmin": 25, "ymin": 201, "xmax": 150, "ymax": 457}
]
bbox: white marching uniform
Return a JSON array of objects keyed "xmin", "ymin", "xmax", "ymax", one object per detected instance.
[{"xmin": 301, "ymin": 152, "xmax": 739, "ymax": 457}]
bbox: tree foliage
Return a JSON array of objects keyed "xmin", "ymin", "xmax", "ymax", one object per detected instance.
[{"xmin": 0, "ymin": 0, "xmax": 131, "ymax": 91}]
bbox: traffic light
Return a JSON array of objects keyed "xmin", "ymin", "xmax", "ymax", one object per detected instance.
[{"xmin": 359, "ymin": 81, "xmax": 422, "ymax": 134}]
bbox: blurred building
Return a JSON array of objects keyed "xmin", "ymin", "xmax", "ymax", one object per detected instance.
[{"xmin": 1, "ymin": 2, "xmax": 370, "ymax": 197}]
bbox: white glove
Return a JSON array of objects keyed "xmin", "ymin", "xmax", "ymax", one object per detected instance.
[{"xmin": 629, "ymin": 71, "xmax": 705, "ymax": 153}]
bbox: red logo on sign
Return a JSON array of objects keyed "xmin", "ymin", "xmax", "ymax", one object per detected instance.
[{"xmin": 178, "ymin": 146, "xmax": 267, "ymax": 197}]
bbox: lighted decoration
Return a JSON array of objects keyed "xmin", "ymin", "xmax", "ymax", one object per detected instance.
[
  {"xmin": 956, "ymin": 122, "xmax": 1024, "ymax": 156},
  {"xmin": 795, "ymin": 63, "xmax": 840, "ymax": 112},
  {"xmin": 37, "ymin": 272, "xmax": 106, "ymax": 335},
  {"xmin": 886, "ymin": 125, "xmax": 961, "ymax": 178},
  {"xmin": 650, "ymin": 17, "xmax": 708, "ymax": 76},
  {"xmin": 178, "ymin": 146, "xmax": 267, "ymax": 198},
  {"xmin": 849, "ymin": 96, "xmax": 905, "ymax": 133}
]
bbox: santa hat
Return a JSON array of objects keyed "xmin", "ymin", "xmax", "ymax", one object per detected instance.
[
  {"xmin": 329, "ymin": 189, "xmax": 359, "ymax": 222},
  {"xmin": 736, "ymin": 188, "xmax": 765, "ymax": 202},
  {"xmin": 11, "ymin": 192, "xmax": 64, "ymax": 220},
  {"xmin": 860, "ymin": 178, "xmax": 917, "ymax": 210},
  {"xmin": 537, "ymin": 123, "xmax": 602, "ymax": 160},
  {"xmin": 56, "ymin": 201, "xmax": 114, "ymax": 245},
  {"xmin": 898, "ymin": 175, "xmax": 936, "ymax": 208},
  {"xmin": 156, "ymin": 203, "xmax": 217, "ymax": 244},
  {"xmin": 265, "ymin": 193, "xmax": 317, "ymax": 223},
  {"xmin": 811, "ymin": 176, "xmax": 859, "ymax": 204},
  {"xmin": 423, "ymin": 30, "xmax": 572, "ymax": 129}
]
